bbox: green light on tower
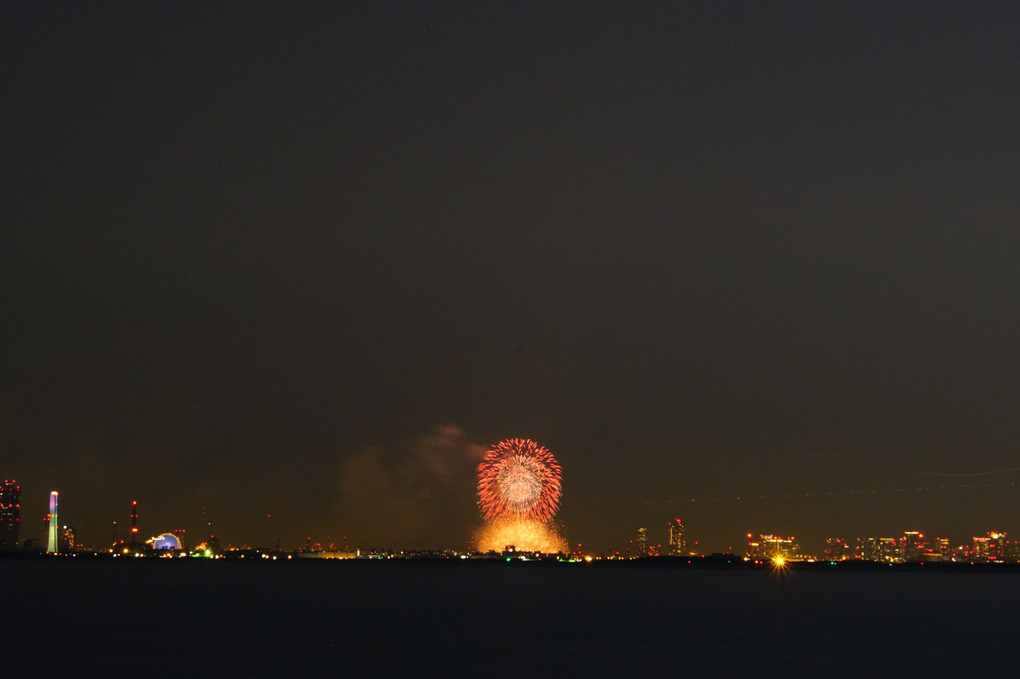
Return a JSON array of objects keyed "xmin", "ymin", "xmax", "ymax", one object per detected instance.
[{"xmin": 47, "ymin": 491, "xmax": 59, "ymax": 554}]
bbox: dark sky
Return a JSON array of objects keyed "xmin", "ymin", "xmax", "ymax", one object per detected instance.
[{"xmin": 3, "ymin": 2, "xmax": 1018, "ymax": 554}]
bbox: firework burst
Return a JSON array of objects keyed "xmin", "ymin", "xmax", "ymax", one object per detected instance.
[{"xmin": 477, "ymin": 438, "xmax": 562, "ymax": 523}]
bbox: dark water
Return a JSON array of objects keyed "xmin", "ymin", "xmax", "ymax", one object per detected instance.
[{"xmin": 3, "ymin": 558, "xmax": 1018, "ymax": 676}]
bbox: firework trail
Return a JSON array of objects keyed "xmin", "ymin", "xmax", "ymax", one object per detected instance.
[{"xmin": 477, "ymin": 438, "xmax": 562, "ymax": 523}]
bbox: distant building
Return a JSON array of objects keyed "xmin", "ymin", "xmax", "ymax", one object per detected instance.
[
  {"xmin": 925, "ymin": 537, "xmax": 951, "ymax": 562},
  {"xmin": 823, "ymin": 538, "xmax": 852, "ymax": 561},
  {"xmin": 971, "ymin": 536, "xmax": 992, "ymax": 560},
  {"xmin": 987, "ymin": 532, "xmax": 1006, "ymax": 561},
  {"xmin": 151, "ymin": 533, "xmax": 183, "ymax": 551},
  {"xmin": 0, "ymin": 480, "xmax": 20, "ymax": 549},
  {"xmin": 972, "ymin": 532, "xmax": 1006, "ymax": 562},
  {"xmin": 900, "ymin": 531, "xmax": 927, "ymax": 561},
  {"xmin": 635, "ymin": 527, "xmax": 649, "ymax": 556},
  {"xmin": 130, "ymin": 500, "xmax": 139, "ymax": 547},
  {"xmin": 46, "ymin": 489, "xmax": 59, "ymax": 554},
  {"xmin": 667, "ymin": 518, "xmax": 687, "ymax": 556},
  {"xmin": 47, "ymin": 492, "xmax": 59, "ymax": 554},
  {"xmin": 60, "ymin": 525, "xmax": 76, "ymax": 552},
  {"xmin": 745, "ymin": 534, "xmax": 799, "ymax": 561},
  {"xmin": 1003, "ymin": 540, "xmax": 1020, "ymax": 563},
  {"xmin": 857, "ymin": 536, "xmax": 901, "ymax": 562},
  {"xmin": 877, "ymin": 537, "xmax": 900, "ymax": 562}
]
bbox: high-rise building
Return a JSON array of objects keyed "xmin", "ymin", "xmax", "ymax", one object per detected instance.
[
  {"xmin": 635, "ymin": 527, "xmax": 649, "ymax": 556},
  {"xmin": 926, "ymin": 537, "xmax": 951, "ymax": 561},
  {"xmin": 1003, "ymin": 539, "xmax": 1020, "ymax": 563},
  {"xmin": 0, "ymin": 480, "xmax": 20, "ymax": 549},
  {"xmin": 971, "ymin": 532, "xmax": 1006, "ymax": 562},
  {"xmin": 987, "ymin": 532, "xmax": 1006, "ymax": 561},
  {"xmin": 47, "ymin": 491, "xmax": 59, "ymax": 554},
  {"xmin": 900, "ymin": 531, "xmax": 926, "ymax": 561},
  {"xmin": 667, "ymin": 518, "xmax": 687, "ymax": 556},
  {"xmin": 877, "ymin": 537, "xmax": 900, "ymax": 563}
]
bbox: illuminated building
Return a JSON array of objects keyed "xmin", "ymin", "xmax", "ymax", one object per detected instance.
[
  {"xmin": 971, "ymin": 536, "xmax": 991, "ymax": 560},
  {"xmin": 745, "ymin": 534, "xmax": 799, "ymax": 561},
  {"xmin": 900, "ymin": 531, "xmax": 926, "ymax": 561},
  {"xmin": 878, "ymin": 537, "xmax": 900, "ymax": 562},
  {"xmin": 987, "ymin": 531, "xmax": 1006, "ymax": 561},
  {"xmin": 745, "ymin": 534, "xmax": 761, "ymax": 559},
  {"xmin": 972, "ymin": 532, "xmax": 1005, "ymax": 562},
  {"xmin": 47, "ymin": 491, "xmax": 59, "ymax": 554},
  {"xmin": 858, "ymin": 537, "xmax": 901, "ymax": 563},
  {"xmin": 925, "ymin": 537, "xmax": 950, "ymax": 562},
  {"xmin": 667, "ymin": 518, "xmax": 687, "ymax": 556},
  {"xmin": 823, "ymin": 538, "xmax": 852, "ymax": 561},
  {"xmin": 61, "ymin": 525, "xmax": 76, "ymax": 552},
  {"xmin": 635, "ymin": 527, "xmax": 648, "ymax": 556},
  {"xmin": 0, "ymin": 480, "xmax": 20, "ymax": 549}
]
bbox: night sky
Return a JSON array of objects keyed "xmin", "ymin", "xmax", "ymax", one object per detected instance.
[{"xmin": 3, "ymin": 2, "xmax": 1018, "ymax": 554}]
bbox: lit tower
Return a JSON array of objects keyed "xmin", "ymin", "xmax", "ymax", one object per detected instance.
[
  {"xmin": 667, "ymin": 518, "xmax": 687, "ymax": 556},
  {"xmin": 130, "ymin": 500, "xmax": 139, "ymax": 547},
  {"xmin": 0, "ymin": 480, "xmax": 21, "ymax": 549},
  {"xmin": 47, "ymin": 491, "xmax": 59, "ymax": 554}
]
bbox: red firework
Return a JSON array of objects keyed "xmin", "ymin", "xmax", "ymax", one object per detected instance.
[{"xmin": 477, "ymin": 438, "xmax": 562, "ymax": 523}]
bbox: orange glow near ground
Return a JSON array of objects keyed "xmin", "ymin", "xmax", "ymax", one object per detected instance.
[{"xmin": 473, "ymin": 518, "xmax": 567, "ymax": 553}]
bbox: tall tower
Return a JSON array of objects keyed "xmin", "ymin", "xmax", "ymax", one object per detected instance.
[
  {"xmin": 47, "ymin": 491, "xmax": 59, "ymax": 554},
  {"xmin": 667, "ymin": 518, "xmax": 687, "ymax": 556},
  {"xmin": 130, "ymin": 500, "xmax": 139, "ymax": 547},
  {"xmin": 0, "ymin": 480, "xmax": 21, "ymax": 549}
]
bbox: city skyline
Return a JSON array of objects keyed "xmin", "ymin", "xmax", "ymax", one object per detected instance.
[
  {"xmin": 5, "ymin": 475, "xmax": 1017, "ymax": 560},
  {"xmin": 2, "ymin": 3, "xmax": 1018, "ymax": 554}
]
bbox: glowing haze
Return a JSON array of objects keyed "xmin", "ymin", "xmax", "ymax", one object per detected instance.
[{"xmin": 474, "ymin": 438, "xmax": 567, "ymax": 553}]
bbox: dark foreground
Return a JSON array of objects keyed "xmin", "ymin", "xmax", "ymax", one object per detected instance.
[{"xmin": 3, "ymin": 557, "xmax": 1018, "ymax": 676}]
